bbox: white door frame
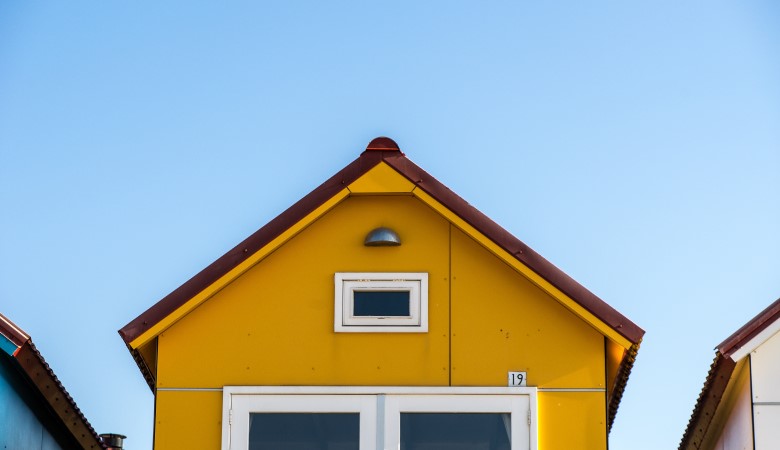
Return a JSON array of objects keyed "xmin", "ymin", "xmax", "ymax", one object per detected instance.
[{"xmin": 223, "ymin": 386, "xmax": 538, "ymax": 450}]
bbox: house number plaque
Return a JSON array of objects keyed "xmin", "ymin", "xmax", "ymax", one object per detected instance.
[{"xmin": 508, "ymin": 371, "xmax": 527, "ymax": 387}]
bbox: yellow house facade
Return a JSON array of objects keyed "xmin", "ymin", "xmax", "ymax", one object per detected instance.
[{"xmin": 120, "ymin": 137, "xmax": 643, "ymax": 450}]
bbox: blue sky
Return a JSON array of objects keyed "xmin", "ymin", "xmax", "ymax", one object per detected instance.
[{"xmin": 1, "ymin": 2, "xmax": 779, "ymax": 449}]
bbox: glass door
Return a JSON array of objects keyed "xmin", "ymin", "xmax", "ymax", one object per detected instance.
[
  {"xmin": 248, "ymin": 412, "xmax": 360, "ymax": 450},
  {"xmin": 224, "ymin": 388, "xmax": 535, "ymax": 450},
  {"xmin": 400, "ymin": 413, "xmax": 511, "ymax": 450},
  {"xmin": 385, "ymin": 395, "xmax": 529, "ymax": 450},
  {"xmin": 228, "ymin": 395, "xmax": 377, "ymax": 450}
]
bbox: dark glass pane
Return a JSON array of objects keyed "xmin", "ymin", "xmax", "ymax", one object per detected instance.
[
  {"xmin": 249, "ymin": 413, "xmax": 359, "ymax": 450},
  {"xmin": 401, "ymin": 413, "xmax": 511, "ymax": 450},
  {"xmin": 353, "ymin": 291, "xmax": 410, "ymax": 317}
]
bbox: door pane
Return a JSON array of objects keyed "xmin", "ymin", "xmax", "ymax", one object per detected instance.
[
  {"xmin": 249, "ymin": 413, "xmax": 359, "ymax": 450},
  {"xmin": 400, "ymin": 413, "xmax": 511, "ymax": 450}
]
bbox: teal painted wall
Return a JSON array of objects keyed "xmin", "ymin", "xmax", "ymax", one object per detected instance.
[{"xmin": 0, "ymin": 353, "xmax": 69, "ymax": 450}]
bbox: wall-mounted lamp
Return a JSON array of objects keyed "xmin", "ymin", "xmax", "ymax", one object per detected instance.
[{"xmin": 364, "ymin": 227, "xmax": 401, "ymax": 246}]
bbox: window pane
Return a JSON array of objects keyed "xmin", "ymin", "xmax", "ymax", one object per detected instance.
[
  {"xmin": 353, "ymin": 291, "xmax": 410, "ymax": 317},
  {"xmin": 400, "ymin": 413, "xmax": 511, "ymax": 450},
  {"xmin": 249, "ymin": 413, "xmax": 359, "ymax": 450}
]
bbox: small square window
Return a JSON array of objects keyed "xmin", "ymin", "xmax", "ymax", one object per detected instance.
[{"xmin": 335, "ymin": 273, "xmax": 428, "ymax": 332}]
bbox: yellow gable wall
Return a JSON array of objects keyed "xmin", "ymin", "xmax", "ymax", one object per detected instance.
[
  {"xmin": 449, "ymin": 227, "xmax": 607, "ymax": 449},
  {"xmin": 450, "ymin": 227, "xmax": 604, "ymax": 387},
  {"xmin": 157, "ymin": 195, "xmax": 451, "ymax": 388},
  {"xmin": 154, "ymin": 194, "xmax": 607, "ymax": 449}
]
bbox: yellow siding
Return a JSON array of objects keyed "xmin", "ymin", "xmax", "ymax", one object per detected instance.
[
  {"xmin": 451, "ymin": 227, "xmax": 605, "ymax": 388},
  {"xmin": 154, "ymin": 390, "xmax": 222, "ymax": 450},
  {"xmin": 538, "ymin": 391, "xmax": 607, "ymax": 450},
  {"xmin": 158, "ymin": 195, "xmax": 451, "ymax": 388},
  {"xmin": 153, "ymin": 189, "xmax": 611, "ymax": 450}
]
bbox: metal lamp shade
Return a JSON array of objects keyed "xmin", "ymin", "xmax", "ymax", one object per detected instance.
[{"xmin": 364, "ymin": 227, "xmax": 401, "ymax": 246}]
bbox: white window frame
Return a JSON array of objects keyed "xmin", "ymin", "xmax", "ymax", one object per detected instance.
[
  {"xmin": 335, "ymin": 272, "xmax": 428, "ymax": 333},
  {"xmin": 223, "ymin": 386, "xmax": 537, "ymax": 450}
]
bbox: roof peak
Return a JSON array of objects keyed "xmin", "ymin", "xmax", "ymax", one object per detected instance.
[{"xmin": 365, "ymin": 137, "xmax": 400, "ymax": 152}]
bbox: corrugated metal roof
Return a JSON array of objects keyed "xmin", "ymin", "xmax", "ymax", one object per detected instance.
[
  {"xmin": 0, "ymin": 312, "xmax": 107, "ymax": 450},
  {"xmin": 679, "ymin": 297, "xmax": 780, "ymax": 450}
]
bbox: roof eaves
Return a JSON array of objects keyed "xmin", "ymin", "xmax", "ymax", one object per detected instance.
[
  {"xmin": 607, "ymin": 340, "xmax": 641, "ymax": 432},
  {"xmin": 128, "ymin": 344, "xmax": 156, "ymax": 393},
  {"xmin": 0, "ymin": 313, "xmax": 106, "ymax": 449},
  {"xmin": 15, "ymin": 340, "xmax": 107, "ymax": 449},
  {"xmin": 678, "ymin": 352, "xmax": 736, "ymax": 450}
]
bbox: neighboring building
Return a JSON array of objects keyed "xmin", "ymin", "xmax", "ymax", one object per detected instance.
[
  {"xmin": 0, "ymin": 312, "xmax": 106, "ymax": 450},
  {"xmin": 680, "ymin": 298, "xmax": 780, "ymax": 450},
  {"xmin": 120, "ymin": 137, "xmax": 644, "ymax": 450}
]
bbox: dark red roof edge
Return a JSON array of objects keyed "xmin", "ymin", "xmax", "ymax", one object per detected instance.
[
  {"xmin": 1, "ymin": 313, "xmax": 106, "ymax": 449},
  {"xmin": 384, "ymin": 152, "xmax": 643, "ymax": 430},
  {"xmin": 120, "ymin": 140, "xmax": 643, "ymax": 379},
  {"xmin": 718, "ymin": 297, "xmax": 780, "ymax": 357},
  {"xmin": 119, "ymin": 150, "xmax": 387, "ymax": 344},
  {"xmin": 0, "ymin": 312, "xmax": 30, "ymax": 347},
  {"xmin": 679, "ymin": 297, "xmax": 780, "ymax": 450},
  {"xmin": 381, "ymin": 154, "xmax": 644, "ymax": 344}
]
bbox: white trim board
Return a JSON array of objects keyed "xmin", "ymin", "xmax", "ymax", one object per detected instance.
[
  {"xmin": 224, "ymin": 385, "xmax": 537, "ymax": 396},
  {"xmin": 729, "ymin": 320, "xmax": 780, "ymax": 362}
]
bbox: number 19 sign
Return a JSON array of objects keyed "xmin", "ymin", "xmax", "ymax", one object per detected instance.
[{"xmin": 508, "ymin": 371, "xmax": 527, "ymax": 387}]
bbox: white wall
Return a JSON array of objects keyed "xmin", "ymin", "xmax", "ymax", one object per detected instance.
[
  {"xmin": 710, "ymin": 362, "xmax": 753, "ymax": 450},
  {"xmin": 750, "ymin": 330, "xmax": 780, "ymax": 450}
]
